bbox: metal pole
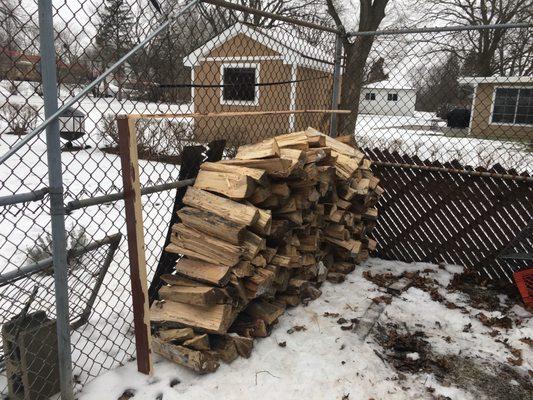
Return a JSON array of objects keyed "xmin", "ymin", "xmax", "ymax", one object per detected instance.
[
  {"xmin": 64, "ymin": 178, "xmax": 196, "ymax": 212},
  {"xmin": 0, "ymin": 187, "xmax": 49, "ymax": 207},
  {"xmin": 37, "ymin": 0, "xmax": 74, "ymax": 398},
  {"xmin": 0, "ymin": 0, "xmax": 200, "ymax": 167},
  {"xmin": 346, "ymin": 22, "xmax": 532, "ymax": 37},
  {"xmin": 329, "ymin": 34, "xmax": 343, "ymax": 138}
]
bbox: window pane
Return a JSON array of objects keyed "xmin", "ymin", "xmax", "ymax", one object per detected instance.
[
  {"xmin": 223, "ymin": 67, "xmax": 256, "ymax": 102},
  {"xmin": 516, "ymin": 88, "xmax": 533, "ymax": 124},
  {"xmin": 387, "ymin": 93, "xmax": 398, "ymax": 101},
  {"xmin": 492, "ymin": 88, "xmax": 518, "ymax": 123},
  {"xmin": 365, "ymin": 92, "xmax": 375, "ymax": 100}
]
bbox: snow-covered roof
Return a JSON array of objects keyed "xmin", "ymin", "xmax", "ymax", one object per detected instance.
[
  {"xmin": 183, "ymin": 22, "xmax": 333, "ymax": 72},
  {"xmin": 364, "ymin": 78, "xmax": 414, "ymax": 91},
  {"xmin": 458, "ymin": 76, "xmax": 533, "ymax": 85}
]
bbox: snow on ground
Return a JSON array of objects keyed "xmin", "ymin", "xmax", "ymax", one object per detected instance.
[
  {"xmin": 355, "ymin": 113, "xmax": 532, "ymax": 173},
  {"xmin": 1, "ymin": 82, "xmax": 532, "ymax": 397},
  {"xmin": 77, "ymin": 259, "xmax": 533, "ymax": 400},
  {"xmin": 0, "ymin": 83, "xmax": 191, "ymax": 394}
]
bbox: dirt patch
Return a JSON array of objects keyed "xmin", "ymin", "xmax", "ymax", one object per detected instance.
[
  {"xmin": 448, "ymin": 268, "xmax": 521, "ymax": 312},
  {"xmin": 372, "ymin": 322, "xmax": 532, "ymax": 399},
  {"xmin": 373, "ymin": 323, "xmax": 431, "ymax": 373},
  {"xmin": 362, "ymin": 271, "xmax": 398, "ymax": 287},
  {"xmin": 433, "ymin": 355, "xmax": 533, "ymax": 400}
]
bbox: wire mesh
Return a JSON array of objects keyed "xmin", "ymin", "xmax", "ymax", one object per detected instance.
[{"xmin": 0, "ymin": 0, "xmax": 531, "ymax": 397}]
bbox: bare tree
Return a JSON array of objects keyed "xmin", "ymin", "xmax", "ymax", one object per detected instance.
[
  {"xmin": 0, "ymin": 0, "xmax": 23, "ymax": 51},
  {"xmin": 495, "ymin": 26, "xmax": 533, "ymax": 76},
  {"xmin": 326, "ymin": 0, "xmax": 390, "ymax": 135},
  {"xmin": 423, "ymin": 0, "xmax": 532, "ymax": 76},
  {"xmin": 198, "ymin": 0, "xmax": 327, "ymax": 33}
]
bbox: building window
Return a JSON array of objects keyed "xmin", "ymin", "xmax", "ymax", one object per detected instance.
[
  {"xmin": 387, "ymin": 93, "xmax": 398, "ymax": 101},
  {"xmin": 221, "ymin": 65, "xmax": 258, "ymax": 105},
  {"xmin": 492, "ymin": 87, "xmax": 533, "ymax": 125},
  {"xmin": 365, "ymin": 92, "xmax": 376, "ymax": 101}
]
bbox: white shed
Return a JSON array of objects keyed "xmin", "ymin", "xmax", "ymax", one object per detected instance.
[{"xmin": 359, "ymin": 80, "xmax": 416, "ymax": 117}]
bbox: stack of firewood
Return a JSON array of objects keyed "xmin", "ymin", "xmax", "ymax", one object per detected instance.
[{"xmin": 150, "ymin": 128, "xmax": 383, "ymax": 373}]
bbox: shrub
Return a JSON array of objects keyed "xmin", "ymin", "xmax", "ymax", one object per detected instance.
[
  {"xmin": 0, "ymin": 102, "xmax": 39, "ymax": 135},
  {"xmin": 99, "ymin": 115, "xmax": 194, "ymax": 157},
  {"xmin": 26, "ymin": 227, "xmax": 89, "ymax": 275}
]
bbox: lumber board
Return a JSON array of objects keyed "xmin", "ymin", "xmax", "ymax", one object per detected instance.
[{"xmin": 128, "ymin": 109, "xmax": 351, "ymax": 120}]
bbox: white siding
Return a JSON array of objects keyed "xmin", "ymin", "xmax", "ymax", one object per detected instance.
[{"xmin": 359, "ymin": 88, "xmax": 416, "ymax": 116}]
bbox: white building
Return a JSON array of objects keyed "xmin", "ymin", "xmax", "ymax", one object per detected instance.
[{"xmin": 359, "ymin": 80, "xmax": 417, "ymax": 117}]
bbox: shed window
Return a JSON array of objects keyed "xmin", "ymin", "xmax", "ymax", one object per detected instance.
[
  {"xmin": 492, "ymin": 88, "xmax": 533, "ymax": 125},
  {"xmin": 365, "ymin": 92, "xmax": 376, "ymax": 101},
  {"xmin": 387, "ymin": 93, "xmax": 398, "ymax": 101},
  {"xmin": 222, "ymin": 67, "xmax": 257, "ymax": 103}
]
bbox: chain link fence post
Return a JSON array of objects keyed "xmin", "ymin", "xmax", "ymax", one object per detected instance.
[
  {"xmin": 37, "ymin": 0, "xmax": 75, "ymax": 398},
  {"xmin": 329, "ymin": 33, "xmax": 343, "ymax": 138}
]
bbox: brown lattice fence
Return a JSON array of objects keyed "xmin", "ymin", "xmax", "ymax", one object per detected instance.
[{"xmin": 367, "ymin": 148, "xmax": 532, "ymax": 282}]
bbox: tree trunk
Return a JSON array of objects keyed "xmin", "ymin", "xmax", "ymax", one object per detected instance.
[
  {"xmin": 338, "ymin": 35, "xmax": 376, "ymax": 135},
  {"xmin": 328, "ymin": 0, "xmax": 389, "ymax": 135}
]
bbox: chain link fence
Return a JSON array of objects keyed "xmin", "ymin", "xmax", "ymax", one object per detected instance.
[{"xmin": 0, "ymin": 0, "xmax": 531, "ymax": 397}]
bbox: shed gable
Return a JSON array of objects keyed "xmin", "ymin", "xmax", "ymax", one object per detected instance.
[{"xmin": 207, "ymin": 33, "xmax": 281, "ymax": 58}]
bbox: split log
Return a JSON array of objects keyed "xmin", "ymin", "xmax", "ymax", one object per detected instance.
[
  {"xmin": 159, "ymin": 285, "xmax": 228, "ymax": 306},
  {"xmin": 233, "ymin": 260, "xmax": 254, "ymax": 278},
  {"xmin": 230, "ymin": 314, "xmax": 269, "ymax": 338},
  {"xmin": 249, "ymin": 207, "xmax": 272, "ymax": 236},
  {"xmin": 158, "ymin": 327, "xmax": 195, "ymax": 342},
  {"xmin": 177, "ymin": 206, "xmax": 246, "ymax": 245},
  {"xmin": 244, "ymin": 300, "xmax": 285, "ymax": 325},
  {"xmin": 210, "ymin": 335, "xmax": 239, "ymax": 363},
  {"xmin": 173, "ymin": 258, "xmax": 232, "ymax": 287},
  {"xmin": 183, "ymin": 334, "xmax": 210, "ymax": 351},
  {"xmin": 236, "ymin": 138, "xmax": 280, "ymax": 160},
  {"xmin": 152, "ymin": 338, "xmax": 219, "ymax": 374},
  {"xmin": 183, "ymin": 187, "xmax": 259, "ymax": 226},
  {"xmin": 200, "ymin": 162, "xmax": 269, "ymax": 186},
  {"xmin": 150, "ymin": 300, "xmax": 234, "ymax": 334},
  {"xmin": 194, "ymin": 170, "xmax": 256, "ymax": 199},
  {"xmin": 229, "ymin": 334, "xmax": 253, "ymax": 358},
  {"xmin": 218, "ymin": 158, "xmax": 292, "ymax": 178},
  {"xmin": 168, "ymin": 224, "xmax": 242, "ymax": 266}
]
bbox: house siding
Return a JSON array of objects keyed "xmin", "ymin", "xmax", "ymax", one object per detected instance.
[
  {"xmin": 191, "ymin": 33, "xmax": 334, "ymax": 144},
  {"xmin": 470, "ymin": 82, "xmax": 533, "ymax": 141},
  {"xmin": 294, "ymin": 66, "xmax": 333, "ymax": 132},
  {"xmin": 359, "ymin": 88, "xmax": 416, "ymax": 116}
]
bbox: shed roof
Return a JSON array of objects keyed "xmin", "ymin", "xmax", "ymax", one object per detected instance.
[
  {"xmin": 183, "ymin": 22, "xmax": 334, "ymax": 72},
  {"xmin": 363, "ymin": 79, "xmax": 414, "ymax": 91}
]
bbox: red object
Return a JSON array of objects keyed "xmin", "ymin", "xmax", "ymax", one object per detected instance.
[{"xmin": 514, "ymin": 268, "xmax": 533, "ymax": 308}]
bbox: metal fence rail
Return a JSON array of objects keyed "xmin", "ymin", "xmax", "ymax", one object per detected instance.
[{"xmin": 0, "ymin": 0, "xmax": 531, "ymax": 397}]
